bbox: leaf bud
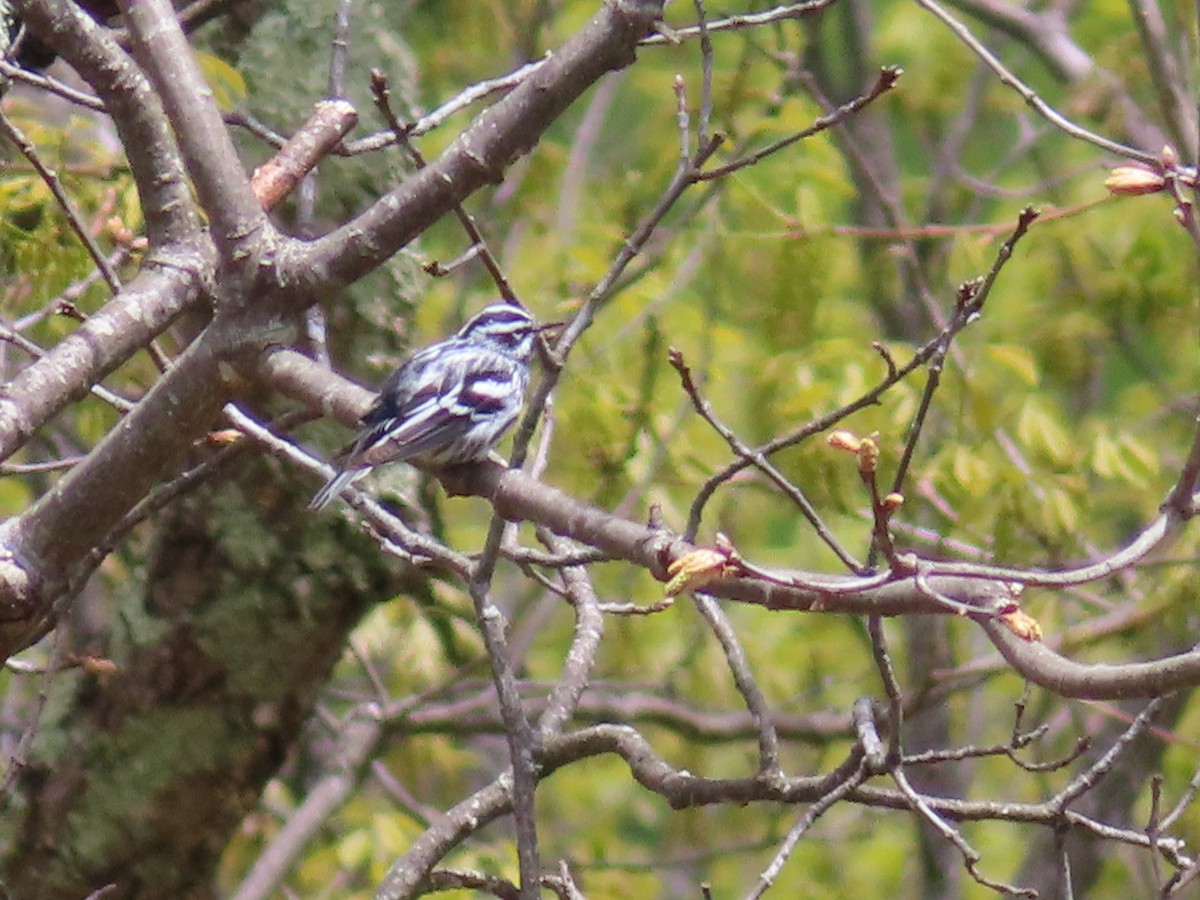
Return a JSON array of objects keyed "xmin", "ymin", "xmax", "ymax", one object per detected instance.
[
  {"xmin": 828, "ymin": 430, "xmax": 862, "ymax": 453},
  {"xmin": 1104, "ymin": 164, "xmax": 1166, "ymax": 196}
]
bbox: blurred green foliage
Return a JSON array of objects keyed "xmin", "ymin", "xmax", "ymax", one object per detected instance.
[
  {"xmin": 4, "ymin": 0, "xmax": 1198, "ymax": 895},
  {"xmin": 0, "ymin": 92, "xmax": 142, "ymax": 512},
  {"xmin": 214, "ymin": 0, "xmax": 1200, "ymax": 895}
]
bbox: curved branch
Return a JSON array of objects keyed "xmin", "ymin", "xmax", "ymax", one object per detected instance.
[
  {"xmin": 264, "ymin": 349, "xmax": 1200, "ymax": 702},
  {"xmin": 983, "ymin": 623, "xmax": 1200, "ymax": 700},
  {"xmin": 396, "ymin": 684, "xmax": 849, "ymax": 744},
  {"xmin": 919, "ymin": 0, "xmax": 1156, "ymax": 163},
  {"xmin": 376, "ymin": 722, "xmax": 1191, "ymax": 899},
  {"xmin": 536, "ymin": 533, "xmax": 605, "ymax": 740},
  {"xmin": 942, "ymin": 0, "xmax": 1169, "ymax": 152}
]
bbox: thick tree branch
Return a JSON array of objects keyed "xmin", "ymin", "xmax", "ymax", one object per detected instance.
[
  {"xmin": 118, "ymin": 0, "xmax": 267, "ymax": 262},
  {"xmin": 0, "ymin": 300, "xmax": 286, "ymax": 655},
  {"xmin": 13, "ymin": 0, "xmax": 200, "ymax": 245},
  {"xmin": 984, "ymin": 624, "xmax": 1200, "ymax": 700},
  {"xmin": 0, "ymin": 0, "xmax": 672, "ymax": 664},
  {"xmin": 282, "ymin": 0, "xmax": 667, "ymax": 289},
  {"xmin": 261, "ymin": 349, "xmax": 1200, "ymax": 702},
  {"xmin": 0, "ymin": 251, "xmax": 214, "ymax": 464}
]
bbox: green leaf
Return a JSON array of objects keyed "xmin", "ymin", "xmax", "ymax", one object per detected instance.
[
  {"xmin": 1092, "ymin": 431, "xmax": 1159, "ymax": 487},
  {"xmin": 951, "ymin": 446, "xmax": 992, "ymax": 498},
  {"xmin": 1044, "ymin": 486, "xmax": 1080, "ymax": 537},
  {"xmin": 1017, "ymin": 402, "xmax": 1072, "ymax": 466},
  {"xmin": 195, "ymin": 51, "xmax": 247, "ymax": 111},
  {"xmin": 335, "ymin": 829, "xmax": 372, "ymax": 870},
  {"xmin": 985, "ymin": 343, "xmax": 1040, "ymax": 386}
]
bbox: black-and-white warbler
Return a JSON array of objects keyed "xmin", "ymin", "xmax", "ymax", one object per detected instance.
[{"xmin": 309, "ymin": 303, "xmax": 556, "ymax": 510}]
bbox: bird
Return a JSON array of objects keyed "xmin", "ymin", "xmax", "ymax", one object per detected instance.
[{"xmin": 309, "ymin": 302, "xmax": 556, "ymax": 510}]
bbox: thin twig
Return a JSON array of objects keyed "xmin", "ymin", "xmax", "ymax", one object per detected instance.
[
  {"xmin": 0, "ymin": 619, "xmax": 68, "ymax": 800},
  {"xmin": 692, "ymin": 592, "xmax": 782, "ymax": 779},
  {"xmin": 1052, "ymin": 696, "xmax": 1166, "ymax": 809},
  {"xmin": 468, "ymin": 526, "xmax": 542, "ymax": 899},
  {"xmin": 371, "ymin": 69, "xmax": 518, "ymax": 303},
  {"xmin": 535, "ymin": 531, "xmax": 604, "ymax": 740},
  {"xmin": 224, "ymin": 406, "xmax": 468, "ymax": 573},
  {"xmin": 867, "ymin": 615, "xmax": 903, "ymax": 763},
  {"xmin": 1159, "ymin": 760, "xmax": 1200, "ymax": 830},
  {"xmin": 697, "ymin": 66, "xmax": 902, "ymax": 181},
  {"xmin": 669, "ymin": 347, "xmax": 863, "ymax": 570},
  {"xmin": 0, "ymin": 322, "xmax": 135, "ymax": 413},
  {"xmin": 892, "ymin": 766, "xmax": 1038, "ymax": 897},
  {"xmin": 916, "ymin": 0, "xmax": 1155, "ymax": 163},
  {"xmin": 0, "ymin": 457, "xmax": 85, "ymax": 474},
  {"xmin": 744, "ymin": 760, "xmax": 869, "ymax": 900},
  {"xmin": 0, "ymin": 108, "xmax": 123, "ymax": 296},
  {"xmin": 0, "ymin": 59, "xmax": 105, "ymax": 110},
  {"xmin": 640, "ymin": 0, "xmax": 837, "ymax": 46},
  {"xmin": 692, "ymin": 0, "xmax": 713, "ymax": 146},
  {"xmin": 686, "ymin": 206, "xmax": 1039, "ymax": 537},
  {"xmin": 328, "ymin": 0, "xmax": 352, "ymax": 99}
]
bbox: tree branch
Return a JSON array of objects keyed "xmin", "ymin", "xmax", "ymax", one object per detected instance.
[
  {"xmin": 283, "ymin": 0, "xmax": 667, "ymax": 289},
  {"xmin": 13, "ymin": 0, "xmax": 200, "ymax": 244},
  {"xmin": 118, "ymin": 0, "xmax": 267, "ymax": 262}
]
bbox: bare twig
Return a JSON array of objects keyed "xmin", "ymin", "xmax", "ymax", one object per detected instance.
[
  {"xmin": 535, "ymin": 531, "xmax": 604, "ymax": 740},
  {"xmin": 686, "ymin": 206, "xmax": 1039, "ymax": 537},
  {"xmin": 0, "ymin": 109, "xmax": 123, "ymax": 296},
  {"xmin": 370, "ymin": 70, "xmax": 519, "ymax": 304},
  {"xmin": 744, "ymin": 759, "xmax": 869, "ymax": 900},
  {"xmin": 917, "ymin": 0, "xmax": 1156, "ymax": 163},
  {"xmin": 867, "ymin": 615, "xmax": 903, "ymax": 762},
  {"xmin": 692, "ymin": 592, "xmax": 782, "ymax": 779},
  {"xmin": 698, "ymin": 66, "xmax": 903, "ymax": 181},
  {"xmin": 640, "ymin": 0, "xmax": 837, "ymax": 46},
  {"xmin": 670, "ymin": 347, "xmax": 863, "ymax": 570},
  {"xmin": 892, "ymin": 766, "xmax": 1038, "ymax": 897},
  {"xmin": 1051, "ymin": 696, "xmax": 1166, "ymax": 809}
]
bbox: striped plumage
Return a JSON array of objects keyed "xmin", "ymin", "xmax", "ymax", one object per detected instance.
[{"xmin": 310, "ymin": 303, "xmax": 547, "ymax": 510}]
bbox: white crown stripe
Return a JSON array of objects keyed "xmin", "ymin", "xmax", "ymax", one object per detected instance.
[{"xmin": 310, "ymin": 302, "xmax": 544, "ymax": 509}]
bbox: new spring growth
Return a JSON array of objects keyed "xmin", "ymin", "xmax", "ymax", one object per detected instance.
[
  {"xmin": 664, "ymin": 532, "xmax": 740, "ymax": 597},
  {"xmin": 999, "ymin": 607, "xmax": 1043, "ymax": 642},
  {"xmin": 1104, "ymin": 162, "xmax": 1167, "ymax": 196},
  {"xmin": 827, "ymin": 430, "xmax": 861, "ymax": 453},
  {"xmin": 827, "ymin": 429, "xmax": 880, "ymax": 475},
  {"xmin": 857, "ymin": 436, "xmax": 879, "ymax": 475},
  {"xmin": 1104, "ymin": 145, "xmax": 1196, "ymax": 199}
]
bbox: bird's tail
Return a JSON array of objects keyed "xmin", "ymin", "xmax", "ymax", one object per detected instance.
[{"xmin": 309, "ymin": 468, "xmax": 359, "ymax": 510}]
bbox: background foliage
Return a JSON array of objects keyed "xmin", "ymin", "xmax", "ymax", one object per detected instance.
[{"xmin": 2, "ymin": 0, "xmax": 1199, "ymax": 897}]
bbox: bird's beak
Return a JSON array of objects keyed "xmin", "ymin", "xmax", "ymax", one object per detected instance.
[{"xmin": 536, "ymin": 321, "xmax": 567, "ymax": 339}]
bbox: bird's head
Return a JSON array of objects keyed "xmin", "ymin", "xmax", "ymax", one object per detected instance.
[{"xmin": 458, "ymin": 303, "xmax": 562, "ymax": 361}]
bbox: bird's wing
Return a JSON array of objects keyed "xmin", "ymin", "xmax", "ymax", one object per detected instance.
[
  {"xmin": 342, "ymin": 344, "xmax": 503, "ymax": 467},
  {"xmin": 350, "ymin": 392, "xmax": 476, "ymax": 467}
]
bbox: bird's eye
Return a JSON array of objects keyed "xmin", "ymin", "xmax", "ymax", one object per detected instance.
[{"xmin": 492, "ymin": 326, "xmax": 533, "ymax": 349}]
